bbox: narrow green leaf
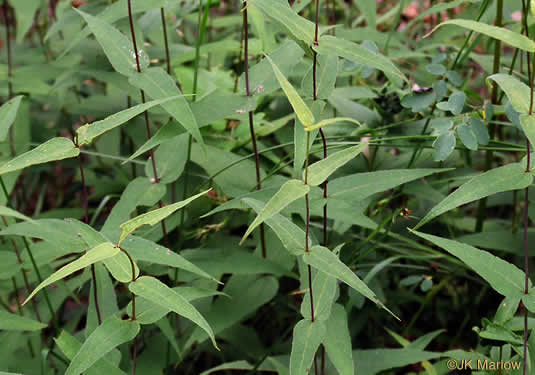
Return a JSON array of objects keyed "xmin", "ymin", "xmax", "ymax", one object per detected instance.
[
  {"xmin": 411, "ymin": 230, "xmax": 528, "ymax": 298},
  {"xmin": 0, "ymin": 311, "xmax": 46, "ymax": 331},
  {"xmin": 0, "ymin": 205, "xmax": 34, "ymax": 223},
  {"xmin": 306, "ymin": 117, "xmax": 361, "ymax": 132},
  {"xmin": 241, "ymin": 180, "xmax": 309, "ymax": 244},
  {"xmin": 103, "ymin": 251, "xmax": 139, "ymax": 283},
  {"xmin": 487, "ymin": 74, "xmax": 531, "ymax": 114},
  {"xmin": 247, "ymin": 0, "xmax": 315, "ymax": 44},
  {"xmin": 300, "ymin": 269, "xmax": 337, "ymax": 321},
  {"xmin": 0, "ymin": 137, "xmax": 80, "ymax": 176},
  {"xmin": 265, "ymin": 55, "xmax": 315, "ymax": 128},
  {"xmin": 289, "ymin": 319, "xmax": 326, "ymax": 375},
  {"xmin": 23, "ymin": 242, "xmax": 120, "ymax": 305},
  {"xmin": 76, "ymin": 96, "xmax": 181, "ymax": 146},
  {"xmin": 324, "ymin": 304, "xmax": 354, "ymax": 375},
  {"xmin": 118, "ymin": 189, "xmax": 209, "ymax": 245},
  {"xmin": 55, "ymin": 330, "xmax": 127, "ymax": 375},
  {"xmin": 425, "ymin": 19, "xmax": 535, "ymax": 52},
  {"xmin": 306, "ymin": 143, "xmax": 367, "ymax": 186},
  {"xmin": 128, "ymin": 68, "xmax": 203, "ymax": 146},
  {"xmin": 12, "ymin": 0, "xmax": 40, "ymax": 44},
  {"xmin": 0, "ymin": 96, "xmax": 23, "ymax": 142},
  {"xmin": 415, "ymin": 163, "xmax": 533, "ymax": 229},
  {"xmin": 303, "ymin": 246, "xmax": 397, "ymax": 319},
  {"xmin": 75, "ymin": 9, "xmax": 144, "ymax": 77},
  {"xmin": 315, "ymin": 35, "xmax": 407, "ymax": 82},
  {"xmin": 521, "ymin": 114, "xmax": 535, "ymax": 150},
  {"xmin": 65, "ymin": 316, "xmax": 140, "ymax": 375},
  {"xmin": 129, "ymin": 276, "xmax": 218, "ymax": 349}
]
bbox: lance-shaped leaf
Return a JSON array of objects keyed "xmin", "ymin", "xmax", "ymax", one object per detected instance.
[
  {"xmin": 55, "ymin": 330, "xmax": 127, "ymax": 375},
  {"xmin": 0, "ymin": 95, "xmax": 23, "ymax": 142},
  {"xmin": 65, "ymin": 316, "xmax": 140, "ymax": 375},
  {"xmin": 76, "ymin": 96, "xmax": 181, "ymax": 146},
  {"xmin": 0, "ymin": 205, "xmax": 34, "ymax": 223},
  {"xmin": 305, "ymin": 117, "xmax": 361, "ymax": 132},
  {"xmin": 521, "ymin": 114, "xmax": 535, "ymax": 149},
  {"xmin": 303, "ymin": 246, "xmax": 398, "ymax": 319},
  {"xmin": 103, "ymin": 251, "xmax": 139, "ymax": 283},
  {"xmin": 289, "ymin": 319, "xmax": 326, "ymax": 375},
  {"xmin": 0, "ymin": 137, "xmax": 80, "ymax": 176},
  {"xmin": 425, "ymin": 19, "xmax": 535, "ymax": 52},
  {"xmin": 242, "ymin": 198, "xmax": 311, "ymax": 256},
  {"xmin": 306, "ymin": 143, "xmax": 367, "ymax": 186},
  {"xmin": 75, "ymin": 9, "xmax": 142, "ymax": 77},
  {"xmin": 265, "ymin": 55, "xmax": 315, "ymax": 128},
  {"xmin": 118, "ymin": 189, "xmax": 210, "ymax": 245},
  {"xmin": 23, "ymin": 242, "xmax": 119, "ymax": 305},
  {"xmin": 128, "ymin": 68, "xmax": 203, "ymax": 146},
  {"xmin": 240, "ymin": 180, "xmax": 309, "ymax": 244},
  {"xmin": 324, "ymin": 304, "xmax": 354, "ymax": 375},
  {"xmin": 247, "ymin": 0, "xmax": 315, "ymax": 44},
  {"xmin": 129, "ymin": 276, "xmax": 218, "ymax": 349},
  {"xmin": 314, "ymin": 35, "xmax": 407, "ymax": 82},
  {"xmin": 300, "ymin": 269, "xmax": 337, "ymax": 321},
  {"xmin": 0, "ymin": 310, "xmax": 47, "ymax": 331},
  {"xmin": 487, "ymin": 74, "xmax": 531, "ymax": 114},
  {"xmin": 411, "ymin": 231, "xmax": 528, "ymax": 298},
  {"xmin": 415, "ymin": 163, "xmax": 533, "ymax": 229}
]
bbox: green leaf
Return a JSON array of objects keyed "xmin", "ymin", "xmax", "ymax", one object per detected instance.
[
  {"xmin": 457, "ymin": 124, "xmax": 478, "ymax": 151},
  {"xmin": 23, "ymin": 242, "xmax": 120, "ymax": 305},
  {"xmin": 12, "ymin": 0, "xmax": 41, "ymax": 44},
  {"xmin": 118, "ymin": 189, "xmax": 209, "ymax": 245},
  {"xmin": 300, "ymin": 269, "xmax": 337, "ymax": 321},
  {"xmin": 0, "ymin": 311, "xmax": 46, "ymax": 331},
  {"xmin": 303, "ymin": 246, "xmax": 397, "ymax": 318},
  {"xmin": 329, "ymin": 168, "xmax": 451, "ymax": 201},
  {"xmin": 0, "ymin": 205, "xmax": 34, "ymax": 223},
  {"xmin": 75, "ymin": 9, "xmax": 143, "ymax": 77},
  {"xmin": 432, "ymin": 132, "xmax": 456, "ymax": 162},
  {"xmin": 425, "ymin": 19, "xmax": 535, "ymax": 52},
  {"xmin": 521, "ymin": 114, "xmax": 535, "ymax": 150},
  {"xmin": 487, "ymin": 74, "xmax": 531, "ymax": 114},
  {"xmin": 55, "ymin": 330, "xmax": 127, "ymax": 375},
  {"xmin": 65, "ymin": 316, "xmax": 140, "ymax": 375},
  {"xmin": 0, "ymin": 96, "xmax": 23, "ymax": 142},
  {"xmin": 305, "ymin": 117, "xmax": 361, "ymax": 132},
  {"xmin": 306, "ymin": 143, "xmax": 367, "ymax": 186},
  {"xmin": 241, "ymin": 180, "xmax": 309, "ymax": 244},
  {"xmin": 247, "ymin": 0, "xmax": 315, "ymax": 44},
  {"xmin": 103, "ymin": 251, "xmax": 139, "ymax": 283},
  {"xmin": 411, "ymin": 230, "xmax": 528, "ymax": 297},
  {"xmin": 265, "ymin": 55, "xmax": 315, "ymax": 128},
  {"xmin": 437, "ymin": 92, "xmax": 466, "ymax": 115},
  {"xmin": 129, "ymin": 276, "xmax": 218, "ymax": 349},
  {"xmin": 356, "ymin": 0, "xmax": 376, "ymax": 29},
  {"xmin": 468, "ymin": 118, "xmax": 490, "ymax": 145},
  {"xmin": 289, "ymin": 319, "xmax": 326, "ymax": 375},
  {"xmin": 128, "ymin": 68, "xmax": 203, "ymax": 146},
  {"xmin": 242, "ymin": 198, "xmax": 310, "ymax": 256},
  {"xmin": 415, "ymin": 163, "xmax": 533, "ymax": 229},
  {"xmin": 315, "ymin": 35, "xmax": 407, "ymax": 82},
  {"xmin": 323, "ymin": 304, "xmax": 354, "ymax": 375},
  {"xmin": 76, "ymin": 96, "xmax": 181, "ymax": 146},
  {"xmin": 0, "ymin": 137, "xmax": 80, "ymax": 176}
]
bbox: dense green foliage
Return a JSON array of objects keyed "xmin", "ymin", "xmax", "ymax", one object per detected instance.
[{"xmin": 2, "ymin": 0, "xmax": 535, "ymax": 374}]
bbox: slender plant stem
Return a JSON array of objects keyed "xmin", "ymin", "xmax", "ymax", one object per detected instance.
[
  {"xmin": 475, "ymin": 0, "xmax": 503, "ymax": 233},
  {"xmin": 77, "ymin": 152, "xmax": 102, "ymax": 325},
  {"xmin": 126, "ymin": 0, "xmax": 169, "ymax": 246},
  {"xmin": 243, "ymin": 0, "xmax": 267, "ymax": 258},
  {"xmin": 3, "ymin": 0, "xmax": 14, "ymax": 156},
  {"xmin": 160, "ymin": 8, "xmax": 172, "ymax": 76},
  {"xmin": 521, "ymin": 0, "xmax": 533, "ymax": 373},
  {"xmin": 303, "ymin": 131, "xmax": 317, "ymax": 375}
]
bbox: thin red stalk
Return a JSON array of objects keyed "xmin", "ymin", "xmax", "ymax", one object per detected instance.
[
  {"xmin": 127, "ymin": 0, "xmax": 169, "ymax": 246},
  {"xmin": 243, "ymin": 1, "xmax": 267, "ymax": 258},
  {"xmin": 160, "ymin": 8, "xmax": 172, "ymax": 75},
  {"xmin": 3, "ymin": 0, "xmax": 13, "ymax": 99}
]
